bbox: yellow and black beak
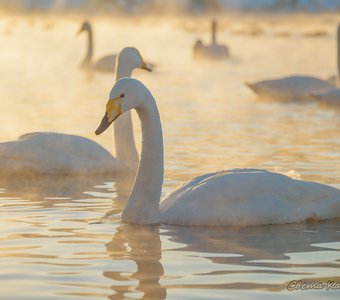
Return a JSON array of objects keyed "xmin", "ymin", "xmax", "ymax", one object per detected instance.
[{"xmin": 95, "ymin": 97, "xmax": 122, "ymax": 135}]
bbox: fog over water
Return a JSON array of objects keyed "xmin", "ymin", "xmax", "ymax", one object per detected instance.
[{"xmin": 0, "ymin": 7, "xmax": 339, "ymax": 300}]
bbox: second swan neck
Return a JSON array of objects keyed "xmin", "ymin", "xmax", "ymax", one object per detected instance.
[
  {"xmin": 113, "ymin": 65, "xmax": 139, "ymax": 171},
  {"xmin": 121, "ymin": 93, "xmax": 164, "ymax": 224}
]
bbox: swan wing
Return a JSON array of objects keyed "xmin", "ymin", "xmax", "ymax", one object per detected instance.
[
  {"xmin": 311, "ymin": 88, "xmax": 340, "ymax": 105},
  {"xmin": 93, "ymin": 54, "xmax": 117, "ymax": 73},
  {"xmin": 0, "ymin": 132, "xmax": 121, "ymax": 175},
  {"xmin": 160, "ymin": 169, "xmax": 340, "ymax": 226},
  {"xmin": 246, "ymin": 75, "xmax": 332, "ymax": 101}
]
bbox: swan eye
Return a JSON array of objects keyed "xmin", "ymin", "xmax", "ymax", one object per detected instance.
[{"xmin": 120, "ymin": 93, "xmax": 125, "ymax": 98}]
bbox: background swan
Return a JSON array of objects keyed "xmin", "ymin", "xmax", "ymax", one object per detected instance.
[
  {"xmin": 246, "ymin": 24, "xmax": 340, "ymax": 102},
  {"xmin": 0, "ymin": 47, "xmax": 151, "ymax": 175},
  {"xmin": 246, "ymin": 75, "xmax": 332, "ymax": 102},
  {"xmin": 78, "ymin": 20, "xmax": 117, "ymax": 73},
  {"xmin": 95, "ymin": 78, "xmax": 340, "ymax": 226},
  {"xmin": 193, "ymin": 19, "xmax": 230, "ymax": 60}
]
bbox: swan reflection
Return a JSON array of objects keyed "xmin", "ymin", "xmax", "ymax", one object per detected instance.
[{"xmin": 105, "ymin": 225, "xmax": 166, "ymax": 300}]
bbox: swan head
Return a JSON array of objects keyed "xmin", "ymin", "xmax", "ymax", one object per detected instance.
[
  {"xmin": 78, "ymin": 21, "xmax": 91, "ymax": 34},
  {"xmin": 95, "ymin": 78, "xmax": 147, "ymax": 135},
  {"xmin": 118, "ymin": 47, "xmax": 152, "ymax": 72}
]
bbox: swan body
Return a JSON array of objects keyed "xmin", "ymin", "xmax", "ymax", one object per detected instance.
[
  {"xmin": 160, "ymin": 169, "xmax": 340, "ymax": 226},
  {"xmin": 78, "ymin": 21, "xmax": 117, "ymax": 73},
  {"xmin": 246, "ymin": 75, "xmax": 332, "ymax": 102},
  {"xmin": 96, "ymin": 78, "xmax": 340, "ymax": 226},
  {"xmin": 0, "ymin": 132, "xmax": 121, "ymax": 175},
  {"xmin": 193, "ymin": 20, "xmax": 230, "ymax": 60},
  {"xmin": 0, "ymin": 47, "xmax": 150, "ymax": 175},
  {"xmin": 311, "ymin": 87, "xmax": 340, "ymax": 105},
  {"xmin": 91, "ymin": 54, "xmax": 117, "ymax": 73}
]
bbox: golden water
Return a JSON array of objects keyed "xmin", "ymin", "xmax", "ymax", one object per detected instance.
[{"xmin": 0, "ymin": 13, "xmax": 339, "ymax": 299}]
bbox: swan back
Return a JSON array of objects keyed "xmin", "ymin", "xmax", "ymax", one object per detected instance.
[
  {"xmin": 311, "ymin": 88, "xmax": 340, "ymax": 105},
  {"xmin": 0, "ymin": 133, "xmax": 121, "ymax": 175},
  {"xmin": 160, "ymin": 169, "xmax": 340, "ymax": 226},
  {"xmin": 247, "ymin": 76, "xmax": 332, "ymax": 101}
]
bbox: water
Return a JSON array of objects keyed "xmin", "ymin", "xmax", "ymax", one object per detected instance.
[{"xmin": 0, "ymin": 14, "xmax": 339, "ymax": 300}]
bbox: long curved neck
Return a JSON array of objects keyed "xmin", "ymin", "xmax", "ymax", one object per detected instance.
[
  {"xmin": 114, "ymin": 64, "xmax": 139, "ymax": 171},
  {"xmin": 211, "ymin": 20, "xmax": 217, "ymax": 45},
  {"xmin": 82, "ymin": 27, "xmax": 93, "ymax": 66},
  {"xmin": 121, "ymin": 91, "xmax": 164, "ymax": 224}
]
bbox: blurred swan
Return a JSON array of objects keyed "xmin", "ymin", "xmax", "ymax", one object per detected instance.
[
  {"xmin": 0, "ymin": 47, "xmax": 151, "ymax": 175},
  {"xmin": 78, "ymin": 20, "xmax": 117, "ymax": 73},
  {"xmin": 95, "ymin": 78, "xmax": 340, "ymax": 226},
  {"xmin": 193, "ymin": 20, "xmax": 230, "ymax": 60},
  {"xmin": 246, "ymin": 24, "xmax": 340, "ymax": 102},
  {"xmin": 246, "ymin": 76, "xmax": 332, "ymax": 102}
]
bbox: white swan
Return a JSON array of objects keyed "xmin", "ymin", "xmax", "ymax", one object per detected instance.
[
  {"xmin": 193, "ymin": 19, "xmax": 230, "ymax": 60},
  {"xmin": 246, "ymin": 76, "xmax": 332, "ymax": 102},
  {"xmin": 0, "ymin": 47, "xmax": 151, "ymax": 175},
  {"xmin": 246, "ymin": 24, "xmax": 340, "ymax": 102},
  {"xmin": 95, "ymin": 78, "xmax": 340, "ymax": 226},
  {"xmin": 78, "ymin": 20, "xmax": 117, "ymax": 73}
]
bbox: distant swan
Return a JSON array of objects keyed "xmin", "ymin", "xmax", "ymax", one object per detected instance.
[
  {"xmin": 95, "ymin": 78, "xmax": 340, "ymax": 226},
  {"xmin": 246, "ymin": 76, "xmax": 332, "ymax": 102},
  {"xmin": 0, "ymin": 47, "xmax": 151, "ymax": 175},
  {"xmin": 246, "ymin": 24, "xmax": 340, "ymax": 102},
  {"xmin": 78, "ymin": 20, "xmax": 117, "ymax": 73},
  {"xmin": 193, "ymin": 19, "xmax": 230, "ymax": 60}
]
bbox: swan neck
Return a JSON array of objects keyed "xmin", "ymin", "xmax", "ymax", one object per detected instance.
[
  {"xmin": 212, "ymin": 20, "xmax": 217, "ymax": 45},
  {"xmin": 116, "ymin": 61, "xmax": 133, "ymax": 79},
  {"xmin": 83, "ymin": 26, "xmax": 93, "ymax": 65},
  {"xmin": 122, "ymin": 92, "xmax": 164, "ymax": 224},
  {"xmin": 113, "ymin": 66, "xmax": 139, "ymax": 171}
]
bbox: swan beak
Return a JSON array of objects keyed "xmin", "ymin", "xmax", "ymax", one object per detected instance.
[
  {"xmin": 95, "ymin": 97, "xmax": 121, "ymax": 135},
  {"xmin": 141, "ymin": 60, "xmax": 152, "ymax": 72}
]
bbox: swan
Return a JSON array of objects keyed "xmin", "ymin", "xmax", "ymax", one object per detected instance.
[
  {"xmin": 78, "ymin": 20, "xmax": 118, "ymax": 73},
  {"xmin": 95, "ymin": 77, "xmax": 340, "ymax": 226},
  {"xmin": 246, "ymin": 24, "xmax": 340, "ymax": 102},
  {"xmin": 0, "ymin": 47, "xmax": 151, "ymax": 175},
  {"xmin": 193, "ymin": 19, "xmax": 230, "ymax": 60},
  {"xmin": 246, "ymin": 76, "xmax": 332, "ymax": 102}
]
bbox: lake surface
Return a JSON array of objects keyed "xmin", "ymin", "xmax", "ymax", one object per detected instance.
[{"xmin": 0, "ymin": 13, "xmax": 339, "ymax": 300}]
